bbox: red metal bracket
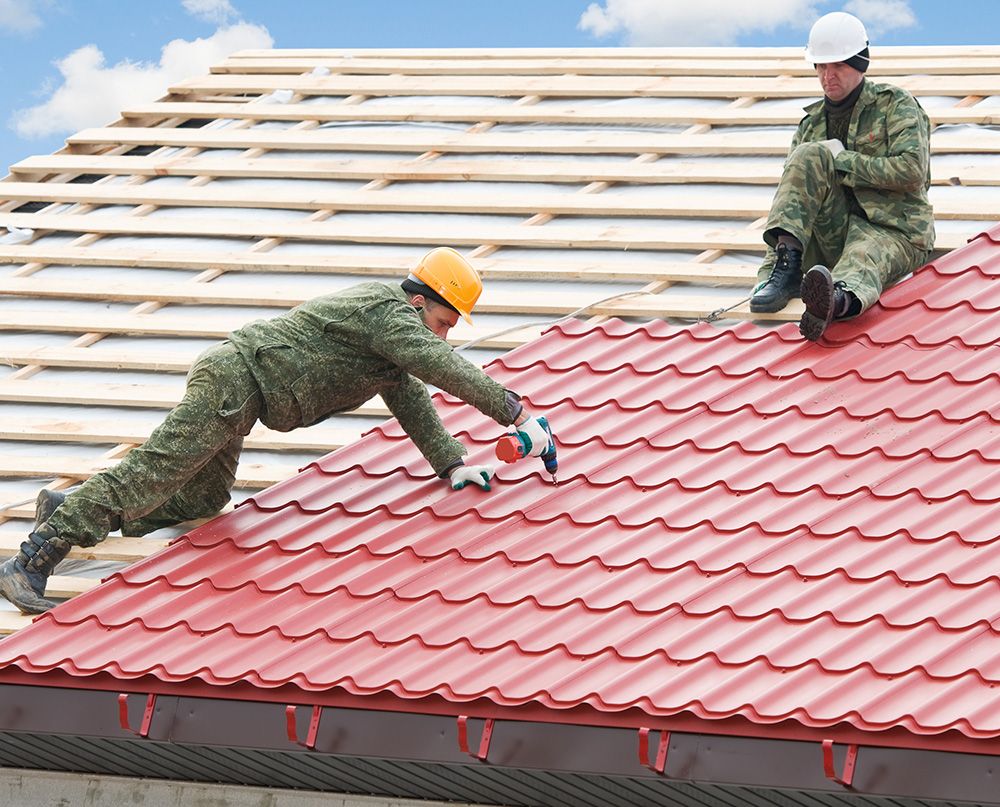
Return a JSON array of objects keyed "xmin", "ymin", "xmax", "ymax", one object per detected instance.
[
  {"xmin": 638, "ymin": 727, "xmax": 670, "ymax": 775},
  {"xmin": 822, "ymin": 739, "xmax": 858, "ymax": 787},
  {"xmin": 286, "ymin": 705, "xmax": 323, "ymax": 750},
  {"xmin": 118, "ymin": 693, "xmax": 157, "ymax": 738},
  {"xmin": 457, "ymin": 715, "xmax": 495, "ymax": 762}
]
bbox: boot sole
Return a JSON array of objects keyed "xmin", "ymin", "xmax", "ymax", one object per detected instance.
[{"xmin": 799, "ymin": 265, "xmax": 835, "ymax": 342}]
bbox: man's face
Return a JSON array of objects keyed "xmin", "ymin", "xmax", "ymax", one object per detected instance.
[
  {"xmin": 417, "ymin": 297, "xmax": 460, "ymax": 340},
  {"xmin": 815, "ymin": 62, "xmax": 864, "ymax": 102}
]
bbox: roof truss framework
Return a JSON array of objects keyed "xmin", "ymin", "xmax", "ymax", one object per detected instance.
[{"xmin": 0, "ymin": 49, "xmax": 994, "ymax": 626}]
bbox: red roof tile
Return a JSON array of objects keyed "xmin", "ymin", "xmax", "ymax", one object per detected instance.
[{"xmin": 2, "ymin": 232, "xmax": 1000, "ymax": 752}]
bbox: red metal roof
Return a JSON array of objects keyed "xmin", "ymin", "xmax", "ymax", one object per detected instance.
[{"xmin": 2, "ymin": 228, "xmax": 1000, "ymax": 753}]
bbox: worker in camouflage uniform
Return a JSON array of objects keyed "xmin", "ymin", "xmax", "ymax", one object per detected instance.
[
  {"xmin": 0, "ymin": 247, "xmax": 556, "ymax": 614},
  {"xmin": 749, "ymin": 11, "xmax": 935, "ymax": 340}
]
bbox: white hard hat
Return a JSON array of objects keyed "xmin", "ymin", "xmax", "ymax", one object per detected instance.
[{"xmin": 805, "ymin": 11, "xmax": 869, "ymax": 64}]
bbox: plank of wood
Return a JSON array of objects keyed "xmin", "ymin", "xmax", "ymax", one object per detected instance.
[
  {"xmin": 46, "ymin": 575, "xmax": 98, "ymax": 598},
  {"xmin": 0, "ymin": 277, "xmax": 805, "ymax": 320},
  {"xmin": 0, "ymin": 415, "xmax": 358, "ymax": 452},
  {"xmin": 0, "ymin": 611, "xmax": 33, "ymax": 634},
  {"xmin": 0, "ymin": 245, "xmax": 759, "ymax": 285},
  {"xmin": 121, "ymin": 99, "xmax": 1000, "ymax": 127},
  {"xmin": 209, "ymin": 55, "xmax": 1000, "ymax": 78},
  {"xmin": 0, "ymin": 211, "xmax": 972, "ymax": 252},
  {"xmin": 0, "ymin": 277, "xmax": 696, "ymax": 316},
  {"xmin": 168, "ymin": 73, "xmax": 1000, "ymax": 99},
  {"xmin": 0, "ymin": 531, "xmax": 169, "ymax": 561},
  {"xmin": 64, "ymin": 125, "xmax": 1000, "ymax": 157},
  {"xmin": 0, "ymin": 346, "xmax": 195, "ymax": 373},
  {"xmin": 0, "ymin": 210, "xmax": 770, "ymax": 250},
  {"xmin": 0, "ymin": 179, "xmax": 993, "ymax": 221},
  {"xmin": 0, "ymin": 378, "xmax": 391, "ymax": 417},
  {"xmin": 67, "ymin": 125, "xmax": 797, "ymax": 155},
  {"xmin": 0, "ymin": 455, "xmax": 295, "ymax": 488},
  {"xmin": 12, "ymin": 153, "xmax": 999, "ymax": 188},
  {"xmin": 0, "ymin": 180, "xmax": 783, "ymax": 219},
  {"xmin": 0, "ymin": 309, "xmax": 546, "ymax": 350},
  {"xmin": 10, "ymin": 153, "xmax": 788, "ymax": 185},
  {"xmin": 227, "ymin": 46, "xmax": 1000, "ymax": 59}
]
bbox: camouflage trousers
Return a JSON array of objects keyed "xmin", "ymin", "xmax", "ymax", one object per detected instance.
[
  {"xmin": 46, "ymin": 343, "xmax": 262, "ymax": 547},
  {"xmin": 759, "ymin": 141, "xmax": 929, "ymax": 312}
]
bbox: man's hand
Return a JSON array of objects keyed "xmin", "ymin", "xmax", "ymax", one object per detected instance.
[
  {"xmin": 820, "ymin": 138, "xmax": 845, "ymax": 158},
  {"xmin": 449, "ymin": 464, "xmax": 495, "ymax": 491},
  {"xmin": 515, "ymin": 416, "xmax": 551, "ymax": 458}
]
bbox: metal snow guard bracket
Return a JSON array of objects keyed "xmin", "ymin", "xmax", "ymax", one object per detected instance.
[
  {"xmin": 638, "ymin": 727, "xmax": 670, "ymax": 775},
  {"xmin": 823, "ymin": 739, "xmax": 859, "ymax": 787},
  {"xmin": 118, "ymin": 692, "xmax": 157, "ymax": 738},
  {"xmin": 457, "ymin": 715, "xmax": 495, "ymax": 762},
  {"xmin": 286, "ymin": 704, "xmax": 323, "ymax": 750}
]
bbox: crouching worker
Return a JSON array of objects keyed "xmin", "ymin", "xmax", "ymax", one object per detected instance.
[
  {"xmin": 0, "ymin": 247, "xmax": 554, "ymax": 614},
  {"xmin": 749, "ymin": 11, "xmax": 934, "ymax": 340}
]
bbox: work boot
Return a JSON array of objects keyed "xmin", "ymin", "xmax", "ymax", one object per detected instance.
[
  {"xmin": 750, "ymin": 243, "xmax": 803, "ymax": 313},
  {"xmin": 799, "ymin": 265, "xmax": 852, "ymax": 341},
  {"xmin": 33, "ymin": 488, "xmax": 66, "ymax": 532},
  {"xmin": 0, "ymin": 524, "xmax": 71, "ymax": 615}
]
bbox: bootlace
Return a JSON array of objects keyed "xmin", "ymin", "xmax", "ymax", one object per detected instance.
[{"xmin": 770, "ymin": 244, "xmax": 803, "ymax": 285}]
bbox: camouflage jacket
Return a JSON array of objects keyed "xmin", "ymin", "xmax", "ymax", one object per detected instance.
[
  {"xmin": 793, "ymin": 79, "xmax": 935, "ymax": 250},
  {"xmin": 228, "ymin": 282, "xmax": 518, "ymax": 475}
]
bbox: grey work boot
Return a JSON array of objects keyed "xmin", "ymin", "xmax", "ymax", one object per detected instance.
[
  {"xmin": 33, "ymin": 489, "xmax": 66, "ymax": 532},
  {"xmin": 799, "ymin": 264, "xmax": 851, "ymax": 341},
  {"xmin": 0, "ymin": 524, "xmax": 72, "ymax": 615},
  {"xmin": 750, "ymin": 243, "xmax": 804, "ymax": 314}
]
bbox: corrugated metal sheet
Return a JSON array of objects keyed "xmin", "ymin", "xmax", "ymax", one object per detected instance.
[{"xmin": 1, "ymin": 228, "xmax": 1000, "ymax": 753}]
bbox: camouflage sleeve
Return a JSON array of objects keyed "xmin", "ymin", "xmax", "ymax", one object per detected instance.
[
  {"xmin": 833, "ymin": 93, "xmax": 929, "ymax": 192},
  {"xmin": 370, "ymin": 300, "xmax": 518, "ymax": 426},
  {"xmin": 382, "ymin": 372, "xmax": 466, "ymax": 476}
]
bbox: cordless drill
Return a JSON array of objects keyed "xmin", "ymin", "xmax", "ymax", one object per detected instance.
[{"xmin": 495, "ymin": 416, "xmax": 558, "ymax": 484}]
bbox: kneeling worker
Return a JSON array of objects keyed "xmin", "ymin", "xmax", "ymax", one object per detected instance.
[
  {"xmin": 750, "ymin": 11, "xmax": 934, "ymax": 340},
  {"xmin": 0, "ymin": 247, "xmax": 554, "ymax": 614}
]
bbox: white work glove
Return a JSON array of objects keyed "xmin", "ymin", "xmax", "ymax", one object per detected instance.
[
  {"xmin": 449, "ymin": 464, "xmax": 495, "ymax": 491},
  {"xmin": 516, "ymin": 416, "xmax": 550, "ymax": 458},
  {"xmin": 820, "ymin": 138, "xmax": 845, "ymax": 158}
]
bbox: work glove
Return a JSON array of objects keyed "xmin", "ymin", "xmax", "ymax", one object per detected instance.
[
  {"xmin": 516, "ymin": 416, "xmax": 552, "ymax": 458},
  {"xmin": 819, "ymin": 138, "xmax": 845, "ymax": 158},
  {"xmin": 449, "ymin": 463, "xmax": 495, "ymax": 491}
]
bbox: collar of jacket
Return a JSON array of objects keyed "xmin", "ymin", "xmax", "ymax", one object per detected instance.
[{"xmin": 801, "ymin": 79, "xmax": 879, "ymax": 142}]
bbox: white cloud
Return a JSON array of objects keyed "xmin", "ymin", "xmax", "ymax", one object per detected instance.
[
  {"xmin": 579, "ymin": 0, "xmax": 920, "ymax": 45},
  {"xmin": 843, "ymin": 0, "xmax": 917, "ymax": 38},
  {"xmin": 11, "ymin": 22, "xmax": 273, "ymax": 139},
  {"xmin": 182, "ymin": 0, "xmax": 237, "ymax": 25},
  {"xmin": 0, "ymin": 0, "xmax": 46, "ymax": 34},
  {"xmin": 579, "ymin": 0, "xmax": 822, "ymax": 45}
]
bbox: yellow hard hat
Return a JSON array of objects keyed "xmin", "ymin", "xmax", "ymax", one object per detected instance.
[{"xmin": 411, "ymin": 247, "xmax": 482, "ymax": 324}]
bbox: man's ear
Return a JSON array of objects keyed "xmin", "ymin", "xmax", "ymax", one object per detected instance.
[{"xmin": 409, "ymin": 293, "xmax": 426, "ymax": 309}]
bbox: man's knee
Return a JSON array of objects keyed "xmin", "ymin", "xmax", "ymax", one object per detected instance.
[{"xmin": 787, "ymin": 141, "xmax": 837, "ymax": 173}]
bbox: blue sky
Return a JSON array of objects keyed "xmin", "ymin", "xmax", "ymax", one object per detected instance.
[{"xmin": 0, "ymin": 0, "xmax": 998, "ymax": 176}]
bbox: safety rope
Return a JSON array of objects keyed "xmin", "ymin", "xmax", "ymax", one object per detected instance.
[
  {"xmin": 0, "ymin": 496, "xmax": 35, "ymax": 514},
  {"xmin": 701, "ymin": 293, "xmax": 754, "ymax": 323},
  {"xmin": 454, "ymin": 290, "xmax": 649, "ymax": 352},
  {"xmin": 455, "ymin": 288, "xmax": 752, "ymax": 352}
]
